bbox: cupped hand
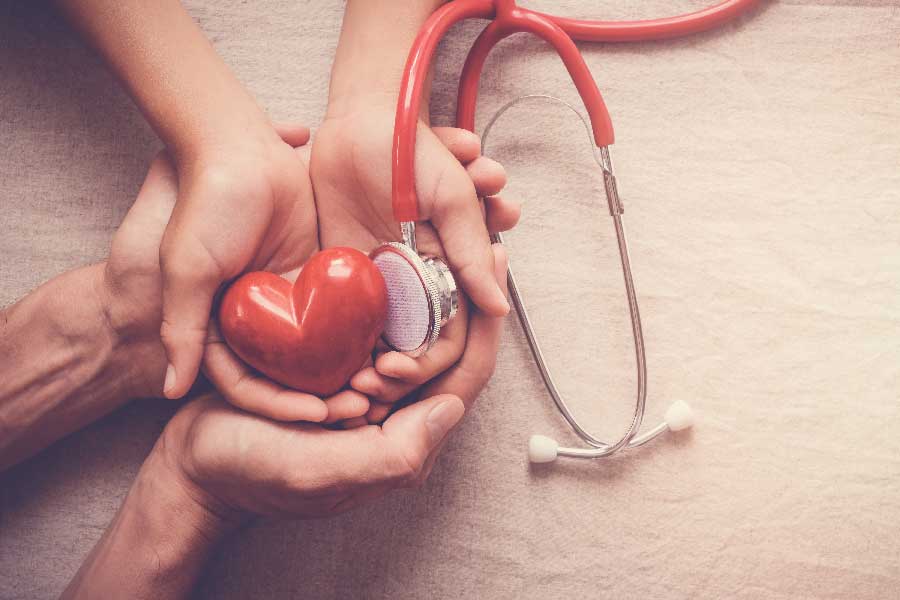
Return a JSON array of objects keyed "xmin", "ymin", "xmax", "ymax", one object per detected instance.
[
  {"xmin": 148, "ymin": 243, "xmax": 509, "ymax": 522},
  {"xmin": 310, "ymin": 101, "xmax": 519, "ymax": 420},
  {"xmin": 102, "ymin": 131, "xmax": 370, "ymax": 422},
  {"xmin": 157, "ymin": 124, "xmax": 323, "ymax": 401}
]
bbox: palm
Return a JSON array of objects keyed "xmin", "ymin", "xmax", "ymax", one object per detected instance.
[
  {"xmin": 311, "ymin": 106, "xmax": 446, "ymax": 257},
  {"xmin": 166, "ymin": 393, "xmax": 456, "ymax": 520},
  {"xmin": 103, "ymin": 146, "xmax": 321, "ymax": 399},
  {"xmin": 220, "ymin": 147, "xmax": 320, "ymax": 277},
  {"xmin": 108, "ymin": 148, "xmax": 319, "ymax": 326}
]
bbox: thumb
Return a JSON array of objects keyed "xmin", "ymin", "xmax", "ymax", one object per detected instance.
[
  {"xmin": 381, "ymin": 394, "xmax": 465, "ymax": 482},
  {"xmin": 159, "ymin": 228, "xmax": 224, "ymax": 399}
]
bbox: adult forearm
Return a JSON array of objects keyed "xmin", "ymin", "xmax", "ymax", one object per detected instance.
[
  {"xmin": 0, "ymin": 265, "xmax": 147, "ymax": 470},
  {"xmin": 61, "ymin": 442, "xmax": 229, "ymax": 600},
  {"xmin": 327, "ymin": 0, "xmax": 445, "ymax": 118},
  {"xmin": 56, "ymin": 0, "xmax": 276, "ymax": 164}
]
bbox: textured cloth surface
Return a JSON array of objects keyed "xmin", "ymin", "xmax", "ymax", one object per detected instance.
[{"xmin": 2, "ymin": 1, "xmax": 899, "ymax": 598}]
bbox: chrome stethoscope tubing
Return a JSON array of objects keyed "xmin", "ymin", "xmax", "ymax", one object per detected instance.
[{"xmin": 482, "ymin": 95, "xmax": 693, "ymax": 463}]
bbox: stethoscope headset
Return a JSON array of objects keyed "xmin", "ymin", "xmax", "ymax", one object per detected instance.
[{"xmin": 370, "ymin": 0, "xmax": 760, "ymax": 464}]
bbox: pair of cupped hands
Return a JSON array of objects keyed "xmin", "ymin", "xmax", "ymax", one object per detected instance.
[{"xmin": 104, "ymin": 99, "xmax": 519, "ymax": 526}]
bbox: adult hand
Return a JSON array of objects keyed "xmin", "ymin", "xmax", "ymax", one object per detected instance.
[{"xmin": 143, "ymin": 242, "xmax": 510, "ymax": 525}]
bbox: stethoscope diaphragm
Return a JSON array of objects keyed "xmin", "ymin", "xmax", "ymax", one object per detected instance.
[{"xmin": 371, "ymin": 242, "xmax": 458, "ymax": 357}]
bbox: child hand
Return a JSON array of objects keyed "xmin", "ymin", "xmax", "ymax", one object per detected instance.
[
  {"xmin": 104, "ymin": 128, "xmax": 372, "ymax": 423},
  {"xmin": 157, "ymin": 125, "xmax": 321, "ymax": 400},
  {"xmin": 310, "ymin": 104, "xmax": 520, "ymax": 423}
]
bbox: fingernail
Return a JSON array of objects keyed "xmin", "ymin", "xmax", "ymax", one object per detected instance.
[
  {"xmin": 496, "ymin": 283, "xmax": 510, "ymax": 314},
  {"xmin": 163, "ymin": 363, "xmax": 177, "ymax": 398},
  {"xmin": 425, "ymin": 398, "xmax": 465, "ymax": 446}
]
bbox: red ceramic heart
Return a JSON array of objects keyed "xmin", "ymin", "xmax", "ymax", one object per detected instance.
[{"xmin": 218, "ymin": 247, "xmax": 388, "ymax": 397}]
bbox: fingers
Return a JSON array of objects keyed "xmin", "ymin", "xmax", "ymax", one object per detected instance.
[
  {"xmin": 431, "ymin": 127, "xmax": 506, "ymax": 197},
  {"xmin": 412, "ymin": 244, "xmax": 510, "ymax": 484},
  {"xmin": 422, "ymin": 159, "xmax": 509, "ymax": 316},
  {"xmin": 203, "ymin": 322, "xmax": 329, "ymax": 422},
  {"xmin": 431, "ymin": 127, "xmax": 480, "ymax": 163},
  {"xmin": 380, "ymin": 394, "xmax": 466, "ymax": 486},
  {"xmin": 351, "ymin": 192, "xmax": 514, "ymax": 415},
  {"xmin": 159, "ymin": 231, "xmax": 224, "ymax": 399},
  {"xmin": 272, "ymin": 122, "xmax": 311, "ymax": 147},
  {"xmin": 266, "ymin": 394, "xmax": 464, "ymax": 492},
  {"xmin": 423, "ymin": 243, "xmax": 509, "ymax": 409},
  {"xmin": 351, "ymin": 367, "xmax": 415, "ymax": 405},
  {"xmin": 360, "ymin": 194, "xmax": 513, "ymax": 405},
  {"xmin": 415, "ymin": 128, "xmax": 509, "ymax": 317},
  {"xmin": 323, "ymin": 390, "xmax": 370, "ymax": 425},
  {"xmin": 349, "ymin": 299, "xmax": 469, "ymax": 421},
  {"xmin": 431, "ymin": 127, "xmax": 506, "ymax": 196},
  {"xmin": 110, "ymin": 153, "xmax": 179, "ymax": 258},
  {"xmin": 374, "ymin": 296, "xmax": 468, "ymax": 385},
  {"xmin": 467, "ymin": 157, "xmax": 506, "ymax": 198},
  {"xmin": 484, "ymin": 196, "xmax": 521, "ymax": 235}
]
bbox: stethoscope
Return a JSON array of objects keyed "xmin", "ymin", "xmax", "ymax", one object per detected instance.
[{"xmin": 371, "ymin": 0, "xmax": 759, "ymax": 464}]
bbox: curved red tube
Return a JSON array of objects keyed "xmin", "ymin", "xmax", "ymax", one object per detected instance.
[
  {"xmin": 544, "ymin": 0, "xmax": 760, "ymax": 43},
  {"xmin": 456, "ymin": 8, "xmax": 614, "ymax": 146},
  {"xmin": 392, "ymin": 0, "xmax": 494, "ymax": 222},
  {"xmin": 393, "ymin": 0, "xmax": 761, "ymax": 222}
]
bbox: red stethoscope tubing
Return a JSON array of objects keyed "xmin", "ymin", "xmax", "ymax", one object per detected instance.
[{"xmin": 391, "ymin": 0, "xmax": 760, "ymax": 222}]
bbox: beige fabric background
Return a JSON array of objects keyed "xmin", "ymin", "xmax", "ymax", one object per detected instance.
[{"xmin": 2, "ymin": 1, "xmax": 899, "ymax": 598}]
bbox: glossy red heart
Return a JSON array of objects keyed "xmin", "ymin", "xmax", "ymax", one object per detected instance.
[{"xmin": 218, "ymin": 247, "xmax": 388, "ymax": 397}]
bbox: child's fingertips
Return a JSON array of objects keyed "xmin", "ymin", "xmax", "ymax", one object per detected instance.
[
  {"xmin": 301, "ymin": 399, "xmax": 330, "ymax": 423},
  {"xmin": 374, "ymin": 352, "xmax": 417, "ymax": 379},
  {"xmin": 468, "ymin": 157, "xmax": 507, "ymax": 197},
  {"xmin": 485, "ymin": 196, "xmax": 522, "ymax": 234},
  {"xmin": 350, "ymin": 368, "xmax": 381, "ymax": 395},
  {"xmin": 434, "ymin": 127, "xmax": 482, "ymax": 162},
  {"xmin": 323, "ymin": 391, "xmax": 369, "ymax": 422}
]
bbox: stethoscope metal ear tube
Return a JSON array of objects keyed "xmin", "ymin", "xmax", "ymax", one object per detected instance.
[{"xmin": 482, "ymin": 95, "xmax": 694, "ymax": 463}]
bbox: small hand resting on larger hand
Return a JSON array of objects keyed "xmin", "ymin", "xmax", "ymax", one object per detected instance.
[
  {"xmin": 103, "ymin": 128, "xmax": 374, "ymax": 424},
  {"xmin": 61, "ymin": 148, "xmax": 512, "ymax": 600},
  {"xmin": 104, "ymin": 118, "xmax": 518, "ymax": 424}
]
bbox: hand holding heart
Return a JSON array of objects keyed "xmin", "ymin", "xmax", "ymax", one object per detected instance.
[{"xmin": 104, "ymin": 121, "xmax": 518, "ymax": 423}]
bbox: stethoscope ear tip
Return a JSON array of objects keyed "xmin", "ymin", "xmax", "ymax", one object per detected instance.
[
  {"xmin": 664, "ymin": 400, "xmax": 695, "ymax": 432},
  {"xmin": 528, "ymin": 435, "xmax": 559, "ymax": 463}
]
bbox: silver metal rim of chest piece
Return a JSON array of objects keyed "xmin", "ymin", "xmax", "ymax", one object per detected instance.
[{"xmin": 370, "ymin": 240, "xmax": 459, "ymax": 357}]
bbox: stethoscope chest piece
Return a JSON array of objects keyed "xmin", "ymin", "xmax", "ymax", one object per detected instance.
[{"xmin": 371, "ymin": 242, "xmax": 458, "ymax": 357}]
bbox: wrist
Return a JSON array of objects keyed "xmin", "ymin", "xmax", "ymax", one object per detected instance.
[
  {"xmin": 92, "ymin": 263, "xmax": 167, "ymax": 398},
  {"xmin": 137, "ymin": 443, "xmax": 237, "ymax": 550},
  {"xmin": 175, "ymin": 113, "xmax": 282, "ymax": 174},
  {"xmin": 62, "ymin": 442, "xmax": 233, "ymax": 599},
  {"xmin": 0, "ymin": 264, "xmax": 154, "ymax": 469},
  {"xmin": 327, "ymin": 0, "xmax": 443, "ymax": 120}
]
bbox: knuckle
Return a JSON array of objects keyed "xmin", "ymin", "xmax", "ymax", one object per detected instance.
[{"xmin": 160, "ymin": 316, "xmax": 209, "ymax": 346}]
